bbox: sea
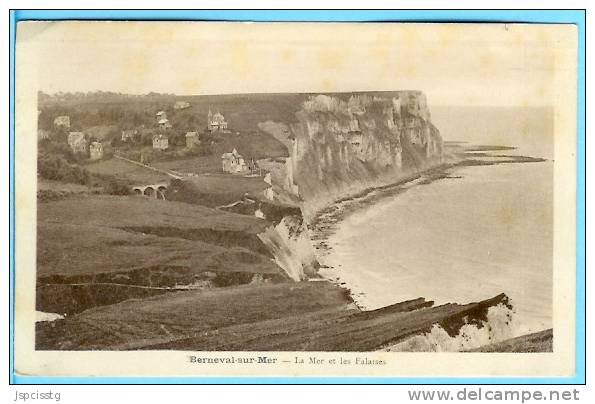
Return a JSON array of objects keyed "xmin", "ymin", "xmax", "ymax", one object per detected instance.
[{"xmin": 315, "ymin": 106, "xmax": 554, "ymax": 337}]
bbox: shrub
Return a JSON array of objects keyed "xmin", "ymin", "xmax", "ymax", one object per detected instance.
[
  {"xmin": 37, "ymin": 155, "xmax": 90, "ymax": 185},
  {"xmin": 39, "ymin": 140, "xmax": 76, "ymax": 162},
  {"xmin": 103, "ymin": 180, "xmax": 131, "ymax": 196}
]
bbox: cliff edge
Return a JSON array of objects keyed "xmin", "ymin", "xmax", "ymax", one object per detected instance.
[{"xmin": 260, "ymin": 92, "xmax": 444, "ymax": 219}]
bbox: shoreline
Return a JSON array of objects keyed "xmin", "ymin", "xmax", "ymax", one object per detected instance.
[
  {"xmin": 308, "ymin": 147, "xmax": 550, "ymax": 314},
  {"xmin": 308, "ymin": 161, "xmax": 461, "ymax": 309}
]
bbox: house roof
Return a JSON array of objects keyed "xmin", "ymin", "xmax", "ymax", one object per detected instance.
[
  {"xmin": 158, "ymin": 119, "xmax": 169, "ymax": 124},
  {"xmin": 222, "ymin": 149, "xmax": 243, "ymax": 159},
  {"xmin": 211, "ymin": 112, "xmax": 226, "ymax": 123}
]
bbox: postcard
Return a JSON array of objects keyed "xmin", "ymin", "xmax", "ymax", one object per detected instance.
[{"xmin": 13, "ymin": 20, "xmax": 578, "ymax": 377}]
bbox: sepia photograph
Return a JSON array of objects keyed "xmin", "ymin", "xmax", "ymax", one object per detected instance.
[{"xmin": 12, "ymin": 19, "xmax": 579, "ymax": 377}]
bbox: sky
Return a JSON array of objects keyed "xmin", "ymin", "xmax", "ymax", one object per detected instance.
[{"xmin": 17, "ymin": 21, "xmax": 576, "ymax": 107}]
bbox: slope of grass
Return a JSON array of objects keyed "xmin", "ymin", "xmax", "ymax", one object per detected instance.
[
  {"xmin": 84, "ymin": 158, "xmax": 171, "ymax": 184},
  {"xmin": 165, "ymin": 175, "xmax": 270, "ymax": 208},
  {"xmin": 37, "ymin": 195, "xmax": 275, "ymax": 278},
  {"xmin": 36, "ymin": 282, "xmax": 354, "ymax": 350}
]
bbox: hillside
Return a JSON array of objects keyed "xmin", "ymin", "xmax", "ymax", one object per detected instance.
[{"xmin": 37, "ymin": 195, "xmax": 288, "ymax": 315}]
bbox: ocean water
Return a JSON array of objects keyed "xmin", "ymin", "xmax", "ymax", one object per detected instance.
[{"xmin": 317, "ymin": 160, "xmax": 553, "ymax": 336}]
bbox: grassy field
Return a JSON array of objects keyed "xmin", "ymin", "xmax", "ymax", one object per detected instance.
[
  {"xmin": 166, "ymin": 174, "xmax": 270, "ymax": 207},
  {"xmin": 38, "ymin": 195, "xmax": 275, "ymax": 278},
  {"xmin": 84, "ymin": 158, "xmax": 172, "ymax": 184},
  {"xmin": 151, "ymin": 157, "xmax": 221, "ymax": 174},
  {"xmin": 37, "ymin": 179, "xmax": 92, "ymax": 193}
]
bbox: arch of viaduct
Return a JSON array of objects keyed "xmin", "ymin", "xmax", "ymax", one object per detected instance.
[{"xmin": 132, "ymin": 183, "xmax": 168, "ymax": 199}]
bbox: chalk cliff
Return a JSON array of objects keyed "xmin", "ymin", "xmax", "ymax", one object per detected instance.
[{"xmin": 261, "ymin": 92, "xmax": 443, "ymax": 219}]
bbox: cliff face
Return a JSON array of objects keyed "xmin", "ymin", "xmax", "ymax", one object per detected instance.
[
  {"xmin": 257, "ymin": 215, "xmax": 318, "ymax": 281},
  {"xmin": 266, "ymin": 92, "xmax": 443, "ymax": 219}
]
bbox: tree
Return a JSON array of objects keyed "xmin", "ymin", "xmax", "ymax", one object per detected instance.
[{"xmin": 37, "ymin": 155, "xmax": 90, "ymax": 185}]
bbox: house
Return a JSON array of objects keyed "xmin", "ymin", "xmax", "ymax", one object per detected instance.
[
  {"xmin": 152, "ymin": 134, "xmax": 169, "ymax": 150},
  {"xmin": 121, "ymin": 129, "xmax": 138, "ymax": 142},
  {"xmin": 156, "ymin": 111, "xmax": 167, "ymax": 121},
  {"xmin": 89, "ymin": 141, "xmax": 104, "ymax": 160},
  {"xmin": 158, "ymin": 118, "xmax": 172, "ymax": 130},
  {"xmin": 207, "ymin": 108, "xmax": 228, "ymax": 132},
  {"xmin": 185, "ymin": 132, "xmax": 200, "ymax": 148},
  {"xmin": 221, "ymin": 148, "xmax": 248, "ymax": 173},
  {"xmin": 174, "ymin": 101, "xmax": 191, "ymax": 110},
  {"xmin": 67, "ymin": 132, "xmax": 87, "ymax": 154},
  {"xmin": 53, "ymin": 115, "xmax": 70, "ymax": 130}
]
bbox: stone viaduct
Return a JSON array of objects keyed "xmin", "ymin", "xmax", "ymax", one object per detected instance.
[{"xmin": 132, "ymin": 183, "xmax": 169, "ymax": 199}]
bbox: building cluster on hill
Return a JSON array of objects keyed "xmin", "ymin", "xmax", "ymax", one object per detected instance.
[
  {"xmin": 47, "ymin": 105, "xmax": 237, "ymax": 161},
  {"xmin": 61, "ymin": 120, "xmax": 105, "ymax": 160},
  {"xmin": 148, "ymin": 107, "xmax": 231, "ymax": 150}
]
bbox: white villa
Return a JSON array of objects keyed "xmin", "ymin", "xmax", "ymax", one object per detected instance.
[
  {"xmin": 67, "ymin": 132, "xmax": 87, "ymax": 153},
  {"xmin": 89, "ymin": 141, "xmax": 104, "ymax": 160},
  {"xmin": 153, "ymin": 134, "xmax": 169, "ymax": 150},
  {"xmin": 174, "ymin": 101, "xmax": 191, "ymax": 110},
  {"xmin": 221, "ymin": 148, "xmax": 248, "ymax": 173},
  {"xmin": 208, "ymin": 109, "xmax": 228, "ymax": 132},
  {"xmin": 54, "ymin": 115, "xmax": 71, "ymax": 130}
]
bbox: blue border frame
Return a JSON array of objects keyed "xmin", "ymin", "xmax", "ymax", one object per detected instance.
[{"xmin": 9, "ymin": 9, "xmax": 586, "ymax": 385}]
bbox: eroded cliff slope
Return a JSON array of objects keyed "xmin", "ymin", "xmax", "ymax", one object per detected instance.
[{"xmin": 260, "ymin": 92, "xmax": 444, "ymax": 219}]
